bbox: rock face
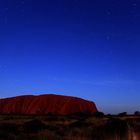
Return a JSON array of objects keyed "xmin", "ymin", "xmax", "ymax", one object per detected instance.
[{"xmin": 0, "ymin": 94, "xmax": 98, "ymax": 115}]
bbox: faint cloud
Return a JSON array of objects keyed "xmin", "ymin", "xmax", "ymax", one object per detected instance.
[{"xmin": 51, "ymin": 76, "xmax": 140, "ymax": 86}]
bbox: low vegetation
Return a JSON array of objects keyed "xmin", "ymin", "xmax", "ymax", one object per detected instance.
[{"xmin": 0, "ymin": 113, "xmax": 140, "ymax": 140}]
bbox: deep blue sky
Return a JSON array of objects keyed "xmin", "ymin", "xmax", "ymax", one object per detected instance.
[{"xmin": 0, "ymin": 0, "xmax": 140, "ymax": 114}]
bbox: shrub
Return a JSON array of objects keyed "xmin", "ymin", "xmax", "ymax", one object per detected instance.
[
  {"xmin": 118, "ymin": 112, "xmax": 127, "ymax": 117},
  {"xmin": 0, "ymin": 123, "xmax": 19, "ymax": 134},
  {"xmin": 103, "ymin": 119, "xmax": 128, "ymax": 139},
  {"xmin": 23, "ymin": 119, "xmax": 46, "ymax": 133},
  {"xmin": 93, "ymin": 112, "xmax": 104, "ymax": 118},
  {"xmin": 134, "ymin": 111, "xmax": 140, "ymax": 116},
  {"xmin": 69, "ymin": 120, "xmax": 90, "ymax": 128}
]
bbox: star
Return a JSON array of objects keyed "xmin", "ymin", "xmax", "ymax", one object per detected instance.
[
  {"xmin": 20, "ymin": 8, "xmax": 25, "ymax": 13},
  {"xmin": 132, "ymin": 3, "xmax": 137, "ymax": 7},
  {"xmin": 4, "ymin": 16, "xmax": 8, "ymax": 24},
  {"xmin": 5, "ymin": 8, "xmax": 9, "ymax": 11},
  {"xmin": 106, "ymin": 10, "xmax": 112, "ymax": 16},
  {"xmin": 106, "ymin": 35, "xmax": 110, "ymax": 40},
  {"xmin": 21, "ymin": 0, "xmax": 25, "ymax": 5}
]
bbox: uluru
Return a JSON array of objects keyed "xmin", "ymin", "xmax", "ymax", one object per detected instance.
[{"xmin": 0, "ymin": 94, "xmax": 98, "ymax": 115}]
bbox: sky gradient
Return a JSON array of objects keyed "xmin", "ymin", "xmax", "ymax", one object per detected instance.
[{"xmin": 0, "ymin": 0, "xmax": 140, "ymax": 114}]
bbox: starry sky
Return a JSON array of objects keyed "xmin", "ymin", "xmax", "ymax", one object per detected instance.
[{"xmin": 0, "ymin": 0, "xmax": 140, "ymax": 114}]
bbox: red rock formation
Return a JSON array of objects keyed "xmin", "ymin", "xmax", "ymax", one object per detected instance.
[{"xmin": 0, "ymin": 94, "xmax": 98, "ymax": 115}]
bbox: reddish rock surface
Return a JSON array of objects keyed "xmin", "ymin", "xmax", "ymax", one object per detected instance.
[{"xmin": 0, "ymin": 94, "xmax": 98, "ymax": 115}]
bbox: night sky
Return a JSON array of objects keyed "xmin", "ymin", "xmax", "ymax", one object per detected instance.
[{"xmin": 0, "ymin": 0, "xmax": 140, "ymax": 114}]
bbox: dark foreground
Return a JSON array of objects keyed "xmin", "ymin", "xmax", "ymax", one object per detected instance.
[{"xmin": 0, "ymin": 114, "xmax": 140, "ymax": 140}]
